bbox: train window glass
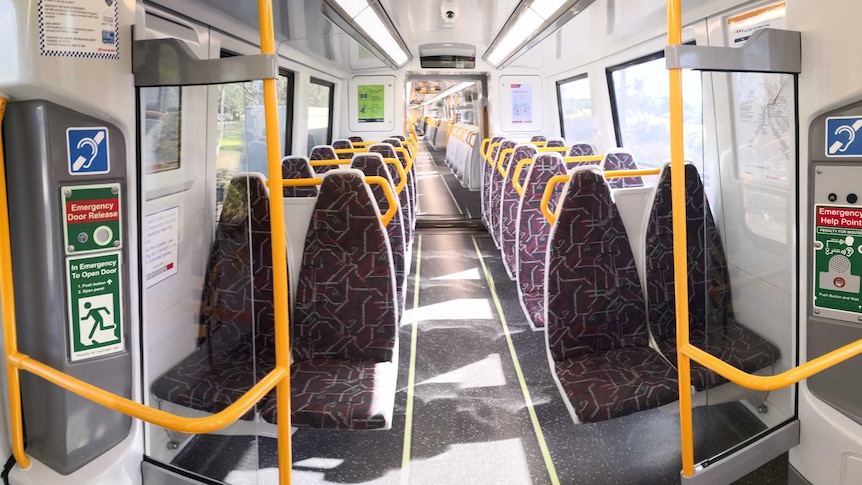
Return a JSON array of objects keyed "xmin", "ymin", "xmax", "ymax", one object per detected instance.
[
  {"xmin": 214, "ymin": 73, "xmax": 293, "ymax": 220},
  {"xmin": 556, "ymin": 74, "xmax": 597, "ymax": 146},
  {"xmin": 308, "ymin": 78, "xmax": 334, "ymax": 155},
  {"xmin": 607, "ymin": 50, "xmax": 703, "ymax": 168},
  {"xmin": 142, "ymin": 86, "xmax": 182, "ymax": 174}
]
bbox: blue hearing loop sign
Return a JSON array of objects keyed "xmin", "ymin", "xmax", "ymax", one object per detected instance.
[
  {"xmin": 67, "ymin": 127, "xmax": 110, "ymax": 175},
  {"xmin": 826, "ymin": 117, "xmax": 862, "ymax": 158}
]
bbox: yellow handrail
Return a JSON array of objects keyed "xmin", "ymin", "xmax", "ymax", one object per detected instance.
[
  {"xmin": 304, "ymin": 159, "xmax": 406, "ymax": 195},
  {"xmin": 309, "ymin": 159, "xmax": 349, "ymax": 167},
  {"xmin": 512, "ymin": 158, "xmax": 534, "ymax": 197},
  {"xmin": 282, "ymin": 177, "xmax": 398, "ymax": 227},
  {"xmin": 334, "ymin": 148, "xmax": 368, "ymax": 155},
  {"xmin": 537, "ymin": 146, "xmax": 568, "ymax": 153},
  {"xmin": 563, "ymin": 155, "xmax": 604, "ymax": 165},
  {"xmin": 393, "ymin": 147, "xmax": 415, "ymax": 168},
  {"xmin": 497, "ymin": 148, "xmax": 516, "ymax": 176},
  {"xmin": 480, "ymin": 138, "xmax": 491, "ymax": 158},
  {"xmin": 485, "ymin": 142, "xmax": 503, "ymax": 165},
  {"xmin": 604, "ymin": 168, "xmax": 661, "ymax": 178},
  {"xmin": 257, "ymin": 1, "xmax": 293, "ymax": 481},
  {"xmin": 540, "ymin": 174, "xmax": 570, "ymax": 226}
]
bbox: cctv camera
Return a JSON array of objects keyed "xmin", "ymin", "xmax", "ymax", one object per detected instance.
[
  {"xmin": 445, "ymin": 10, "xmax": 455, "ymax": 19},
  {"xmin": 441, "ymin": 0, "xmax": 459, "ymax": 23}
]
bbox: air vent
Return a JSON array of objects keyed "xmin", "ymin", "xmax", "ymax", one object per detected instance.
[{"xmin": 418, "ymin": 42, "xmax": 476, "ymax": 69}]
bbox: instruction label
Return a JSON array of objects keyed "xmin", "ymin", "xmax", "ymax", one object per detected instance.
[
  {"xmin": 144, "ymin": 206, "xmax": 179, "ymax": 288},
  {"xmin": 814, "ymin": 205, "xmax": 862, "ymax": 314},
  {"xmin": 66, "ymin": 252, "xmax": 123, "ymax": 361},
  {"xmin": 62, "ymin": 184, "xmax": 122, "ymax": 255},
  {"xmin": 39, "ymin": 0, "xmax": 120, "ymax": 59}
]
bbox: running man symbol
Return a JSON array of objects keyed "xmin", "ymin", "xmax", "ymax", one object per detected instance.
[{"xmin": 78, "ymin": 295, "xmax": 118, "ymax": 346}]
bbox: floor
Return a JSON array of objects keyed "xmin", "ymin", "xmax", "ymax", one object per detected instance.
[{"xmin": 167, "ymin": 141, "xmax": 790, "ymax": 485}]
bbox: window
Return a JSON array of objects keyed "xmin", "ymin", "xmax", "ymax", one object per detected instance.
[
  {"xmin": 142, "ymin": 86, "xmax": 182, "ymax": 174},
  {"xmin": 307, "ymin": 78, "xmax": 334, "ymax": 155},
  {"xmin": 215, "ymin": 53, "xmax": 294, "ymax": 219},
  {"xmin": 556, "ymin": 74, "xmax": 597, "ymax": 146},
  {"xmin": 607, "ymin": 49, "xmax": 703, "ymax": 168}
]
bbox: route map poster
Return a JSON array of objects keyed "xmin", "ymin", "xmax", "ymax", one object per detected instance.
[
  {"xmin": 511, "ymin": 84, "xmax": 533, "ymax": 124},
  {"xmin": 358, "ymin": 84, "xmax": 385, "ymax": 123}
]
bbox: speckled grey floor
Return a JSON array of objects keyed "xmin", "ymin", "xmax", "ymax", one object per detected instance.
[
  {"xmin": 167, "ymin": 145, "xmax": 789, "ymax": 485},
  {"xmin": 418, "ymin": 144, "xmax": 481, "ymax": 219}
]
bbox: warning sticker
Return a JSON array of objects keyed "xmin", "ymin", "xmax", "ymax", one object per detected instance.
[
  {"xmin": 39, "ymin": 0, "xmax": 120, "ymax": 60},
  {"xmin": 813, "ymin": 205, "xmax": 862, "ymax": 314},
  {"xmin": 62, "ymin": 184, "xmax": 122, "ymax": 255},
  {"xmin": 66, "ymin": 252, "xmax": 123, "ymax": 361}
]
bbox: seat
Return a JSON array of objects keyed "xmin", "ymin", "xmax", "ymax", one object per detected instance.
[
  {"xmin": 332, "ymin": 139, "xmax": 354, "ymax": 160},
  {"xmin": 545, "ymin": 167, "xmax": 679, "ymax": 423},
  {"xmin": 481, "ymin": 136, "xmax": 505, "ymax": 229},
  {"xmin": 391, "ymin": 135, "xmax": 406, "ymax": 142},
  {"xmin": 309, "ymin": 145, "xmax": 341, "ymax": 174},
  {"xmin": 152, "ymin": 174, "xmax": 276, "ymax": 419},
  {"xmin": 370, "ymin": 143, "xmax": 414, "ymax": 239},
  {"xmin": 567, "ymin": 142, "xmax": 597, "ymax": 158},
  {"xmin": 348, "ymin": 136, "xmax": 364, "ymax": 143},
  {"xmin": 265, "ymin": 169, "xmax": 398, "ymax": 429},
  {"xmin": 545, "ymin": 137, "xmax": 566, "ymax": 148},
  {"xmin": 601, "ymin": 149, "xmax": 644, "ymax": 188},
  {"xmin": 351, "ymin": 153, "xmax": 407, "ymax": 318},
  {"xmin": 530, "ymin": 135, "xmax": 547, "ymax": 143},
  {"xmin": 516, "ymin": 153, "xmax": 566, "ymax": 329},
  {"xmin": 645, "ymin": 163, "xmax": 779, "ymax": 391},
  {"xmin": 499, "ymin": 144, "xmax": 537, "ymax": 279},
  {"xmin": 281, "ymin": 156, "xmax": 318, "ymax": 197},
  {"xmin": 381, "ymin": 138, "xmax": 417, "ymax": 213},
  {"xmin": 488, "ymin": 139, "xmax": 517, "ymax": 246}
]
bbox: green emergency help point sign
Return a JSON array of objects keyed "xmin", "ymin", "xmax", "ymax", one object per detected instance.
[
  {"xmin": 814, "ymin": 205, "xmax": 862, "ymax": 314},
  {"xmin": 62, "ymin": 184, "xmax": 121, "ymax": 255},
  {"xmin": 66, "ymin": 252, "xmax": 123, "ymax": 361}
]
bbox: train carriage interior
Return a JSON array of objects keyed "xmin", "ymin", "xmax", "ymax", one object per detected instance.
[{"xmin": 1, "ymin": 0, "xmax": 862, "ymax": 484}]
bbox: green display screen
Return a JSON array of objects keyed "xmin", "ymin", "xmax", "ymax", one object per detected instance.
[{"xmin": 358, "ymin": 85, "xmax": 385, "ymax": 123}]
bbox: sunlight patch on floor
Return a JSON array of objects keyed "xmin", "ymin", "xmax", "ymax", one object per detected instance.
[
  {"xmin": 402, "ymin": 298, "xmax": 494, "ymax": 326},
  {"xmin": 418, "ymin": 353, "xmax": 507, "ymax": 389}
]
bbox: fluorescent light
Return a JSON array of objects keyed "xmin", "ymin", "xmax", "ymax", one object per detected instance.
[
  {"xmin": 530, "ymin": 0, "xmax": 567, "ymax": 19},
  {"xmin": 334, "ymin": 0, "xmax": 369, "ymax": 18},
  {"xmin": 422, "ymin": 82, "xmax": 475, "ymax": 106},
  {"xmin": 354, "ymin": 7, "xmax": 408, "ymax": 65},
  {"xmin": 487, "ymin": 9, "xmax": 542, "ymax": 65}
]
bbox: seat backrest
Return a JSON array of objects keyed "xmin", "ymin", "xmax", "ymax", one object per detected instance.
[
  {"xmin": 391, "ymin": 135, "xmax": 406, "ymax": 142},
  {"xmin": 500, "ymin": 144, "xmax": 538, "ymax": 270},
  {"xmin": 200, "ymin": 174, "xmax": 275, "ymax": 350},
  {"xmin": 530, "ymin": 135, "xmax": 547, "ymax": 143},
  {"xmin": 348, "ymin": 136, "xmax": 363, "ymax": 143},
  {"xmin": 645, "ymin": 162, "xmax": 733, "ymax": 343},
  {"xmin": 309, "ymin": 145, "xmax": 340, "ymax": 174},
  {"xmin": 369, "ymin": 143, "xmax": 397, "ymax": 160},
  {"xmin": 293, "ymin": 169, "xmax": 397, "ymax": 362},
  {"xmin": 546, "ymin": 137, "xmax": 566, "ymax": 148},
  {"xmin": 567, "ymin": 142, "xmax": 596, "ymax": 157},
  {"xmin": 382, "ymin": 138, "xmax": 404, "ymax": 148},
  {"xmin": 517, "ymin": 153, "xmax": 566, "ymax": 297},
  {"xmin": 351, "ymin": 153, "xmax": 406, "ymax": 288},
  {"xmin": 489, "ymin": 140, "xmax": 518, "ymax": 231},
  {"xmin": 281, "ymin": 156, "xmax": 318, "ymax": 197},
  {"xmin": 332, "ymin": 139, "xmax": 353, "ymax": 159},
  {"xmin": 602, "ymin": 149, "xmax": 644, "ymax": 188},
  {"xmin": 545, "ymin": 166, "xmax": 649, "ymax": 361}
]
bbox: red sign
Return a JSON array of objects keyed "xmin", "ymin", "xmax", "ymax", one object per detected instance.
[
  {"xmin": 65, "ymin": 198, "xmax": 120, "ymax": 224},
  {"xmin": 817, "ymin": 206, "xmax": 862, "ymax": 229}
]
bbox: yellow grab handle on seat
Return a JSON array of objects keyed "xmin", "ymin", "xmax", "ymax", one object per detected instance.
[
  {"xmin": 382, "ymin": 158, "xmax": 407, "ymax": 195},
  {"xmin": 334, "ymin": 148, "xmax": 368, "ymax": 155},
  {"xmin": 282, "ymin": 176, "xmax": 396, "ymax": 227},
  {"xmin": 480, "ymin": 138, "xmax": 491, "ymax": 158},
  {"xmin": 309, "ymin": 159, "xmax": 349, "ymax": 167},
  {"xmin": 604, "ymin": 168, "xmax": 661, "ymax": 178},
  {"xmin": 563, "ymin": 155, "xmax": 604, "ymax": 165},
  {"xmin": 485, "ymin": 142, "xmax": 502, "ymax": 165},
  {"xmin": 532, "ymin": 140, "xmax": 548, "ymax": 147},
  {"xmin": 541, "ymin": 174, "xmax": 571, "ymax": 226},
  {"xmin": 497, "ymin": 148, "xmax": 516, "ymax": 177},
  {"xmin": 538, "ymin": 146, "xmax": 568, "ymax": 153},
  {"xmin": 512, "ymin": 158, "xmax": 535, "ymax": 197},
  {"xmin": 393, "ymin": 147, "xmax": 415, "ymax": 174}
]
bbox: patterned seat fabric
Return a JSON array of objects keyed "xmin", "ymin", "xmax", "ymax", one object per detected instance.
[
  {"xmin": 284, "ymin": 169, "xmax": 398, "ymax": 429},
  {"xmin": 152, "ymin": 175, "xmax": 275, "ymax": 419},
  {"xmin": 391, "ymin": 135, "xmax": 406, "ymax": 142},
  {"xmin": 351, "ymin": 153, "xmax": 407, "ymax": 318},
  {"xmin": 481, "ymin": 136, "xmax": 505, "ymax": 228},
  {"xmin": 348, "ymin": 136, "xmax": 364, "ymax": 143},
  {"xmin": 310, "ymin": 145, "xmax": 340, "ymax": 174},
  {"xmin": 489, "ymin": 140, "xmax": 517, "ymax": 245},
  {"xmin": 601, "ymin": 149, "xmax": 644, "ymax": 188},
  {"xmin": 545, "ymin": 137, "xmax": 566, "ymax": 148},
  {"xmin": 370, "ymin": 143, "xmax": 415, "ymax": 238},
  {"xmin": 530, "ymin": 135, "xmax": 547, "ymax": 143},
  {"xmin": 516, "ymin": 153, "xmax": 566, "ymax": 328},
  {"xmin": 499, "ymin": 144, "xmax": 537, "ymax": 279},
  {"xmin": 567, "ymin": 142, "xmax": 596, "ymax": 158},
  {"xmin": 282, "ymin": 156, "xmax": 318, "ymax": 197},
  {"xmin": 645, "ymin": 163, "xmax": 779, "ymax": 391},
  {"xmin": 331, "ymin": 139, "xmax": 354, "ymax": 160},
  {"xmin": 546, "ymin": 167, "xmax": 678, "ymax": 422},
  {"xmin": 381, "ymin": 138, "xmax": 417, "ymax": 215}
]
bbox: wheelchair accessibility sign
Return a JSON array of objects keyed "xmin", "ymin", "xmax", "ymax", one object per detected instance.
[
  {"xmin": 826, "ymin": 117, "xmax": 862, "ymax": 157},
  {"xmin": 67, "ymin": 127, "xmax": 110, "ymax": 175}
]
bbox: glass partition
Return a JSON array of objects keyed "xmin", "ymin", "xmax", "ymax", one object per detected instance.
[{"xmin": 307, "ymin": 78, "xmax": 334, "ymax": 154}]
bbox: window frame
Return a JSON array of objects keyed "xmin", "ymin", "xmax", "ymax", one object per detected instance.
[
  {"xmin": 555, "ymin": 72, "xmax": 590, "ymax": 142},
  {"xmin": 309, "ymin": 77, "xmax": 335, "ymax": 146}
]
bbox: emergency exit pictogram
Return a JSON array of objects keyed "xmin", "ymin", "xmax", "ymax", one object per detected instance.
[{"xmin": 66, "ymin": 252, "xmax": 123, "ymax": 362}]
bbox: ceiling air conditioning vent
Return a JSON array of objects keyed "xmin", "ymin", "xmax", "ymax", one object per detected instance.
[{"xmin": 419, "ymin": 43, "xmax": 476, "ymax": 69}]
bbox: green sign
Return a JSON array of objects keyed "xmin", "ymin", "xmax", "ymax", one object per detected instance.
[
  {"xmin": 814, "ymin": 205, "xmax": 862, "ymax": 314},
  {"xmin": 66, "ymin": 252, "xmax": 123, "ymax": 361},
  {"xmin": 358, "ymin": 84, "xmax": 385, "ymax": 123},
  {"xmin": 62, "ymin": 184, "xmax": 122, "ymax": 255}
]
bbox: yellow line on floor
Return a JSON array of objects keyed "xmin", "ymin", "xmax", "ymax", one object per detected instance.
[
  {"xmin": 471, "ymin": 236, "xmax": 560, "ymax": 485},
  {"xmin": 440, "ymin": 174, "xmax": 464, "ymax": 215},
  {"xmin": 400, "ymin": 235, "xmax": 422, "ymax": 485}
]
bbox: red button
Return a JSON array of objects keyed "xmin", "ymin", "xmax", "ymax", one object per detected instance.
[{"xmin": 835, "ymin": 277, "xmax": 846, "ymax": 288}]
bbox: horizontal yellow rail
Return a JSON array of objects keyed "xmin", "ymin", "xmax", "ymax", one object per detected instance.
[
  {"xmin": 283, "ymin": 176, "xmax": 397, "ymax": 227},
  {"xmin": 541, "ymin": 174, "xmax": 569, "ymax": 225},
  {"xmin": 309, "ymin": 159, "xmax": 349, "ymax": 167},
  {"xmin": 604, "ymin": 168, "xmax": 660, "ymax": 178},
  {"xmin": 10, "ymin": 352, "xmax": 286, "ymax": 434},
  {"xmin": 303, "ymin": 159, "xmax": 406, "ymax": 195},
  {"xmin": 393, "ymin": 147, "xmax": 415, "ymax": 167},
  {"xmin": 563, "ymin": 155, "xmax": 604, "ymax": 165},
  {"xmin": 538, "ymin": 146, "xmax": 568, "ymax": 153},
  {"xmin": 512, "ymin": 158, "xmax": 534, "ymax": 196},
  {"xmin": 334, "ymin": 148, "xmax": 368, "ymax": 155},
  {"xmin": 497, "ymin": 148, "xmax": 516, "ymax": 176}
]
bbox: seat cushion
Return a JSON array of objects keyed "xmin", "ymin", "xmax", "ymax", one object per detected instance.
[
  {"xmin": 658, "ymin": 320, "xmax": 779, "ymax": 391},
  {"xmin": 520, "ymin": 293, "xmax": 545, "ymax": 328},
  {"xmin": 260, "ymin": 359, "xmax": 396, "ymax": 429},
  {"xmin": 555, "ymin": 348, "xmax": 679, "ymax": 423}
]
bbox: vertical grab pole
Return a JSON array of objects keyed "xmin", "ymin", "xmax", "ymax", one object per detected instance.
[
  {"xmin": 667, "ymin": 0, "xmax": 695, "ymax": 477},
  {"xmin": 256, "ymin": 2, "xmax": 292, "ymax": 484},
  {"xmin": 0, "ymin": 96, "xmax": 29, "ymax": 470}
]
